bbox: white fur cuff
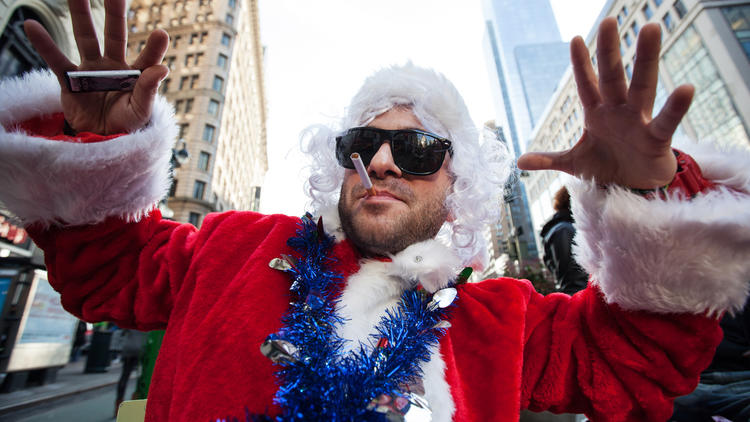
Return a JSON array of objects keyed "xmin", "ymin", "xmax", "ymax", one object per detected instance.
[
  {"xmin": 0, "ymin": 70, "xmax": 176, "ymax": 227},
  {"xmin": 570, "ymin": 145, "xmax": 750, "ymax": 316}
]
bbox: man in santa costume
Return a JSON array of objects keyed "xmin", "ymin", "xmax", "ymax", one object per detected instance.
[{"xmin": 2, "ymin": 0, "xmax": 750, "ymax": 420}]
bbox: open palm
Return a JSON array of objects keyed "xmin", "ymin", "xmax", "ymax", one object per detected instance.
[
  {"xmin": 24, "ymin": 0, "xmax": 169, "ymax": 135},
  {"xmin": 518, "ymin": 18, "xmax": 693, "ymax": 189}
]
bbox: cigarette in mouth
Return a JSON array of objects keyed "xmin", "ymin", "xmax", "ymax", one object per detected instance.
[{"xmin": 350, "ymin": 153, "xmax": 377, "ymax": 196}]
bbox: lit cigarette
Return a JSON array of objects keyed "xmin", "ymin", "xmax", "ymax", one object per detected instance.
[{"xmin": 350, "ymin": 153, "xmax": 377, "ymax": 196}]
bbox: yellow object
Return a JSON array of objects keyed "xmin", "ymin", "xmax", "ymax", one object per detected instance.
[{"xmin": 116, "ymin": 399, "xmax": 147, "ymax": 422}]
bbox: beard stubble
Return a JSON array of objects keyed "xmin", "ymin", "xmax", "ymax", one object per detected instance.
[{"xmin": 338, "ymin": 179, "xmax": 449, "ymax": 256}]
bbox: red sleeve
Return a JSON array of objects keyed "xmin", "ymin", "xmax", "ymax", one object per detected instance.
[
  {"xmin": 450, "ymin": 279, "xmax": 722, "ymax": 421},
  {"xmin": 26, "ymin": 211, "xmax": 265, "ymax": 331},
  {"xmin": 521, "ymin": 285, "xmax": 721, "ymax": 420},
  {"xmin": 9, "ymin": 112, "xmax": 124, "ymax": 143}
]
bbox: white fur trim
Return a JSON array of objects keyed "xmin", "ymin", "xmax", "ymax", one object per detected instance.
[
  {"xmin": 0, "ymin": 70, "xmax": 176, "ymax": 226},
  {"xmin": 316, "ymin": 206, "xmax": 346, "ymax": 242},
  {"xmin": 388, "ymin": 239, "xmax": 462, "ymax": 293},
  {"xmin": 571, "ymin": 143, "xmax": 750, "ymax": 316},
  {"xmin": 335, "ymin": 244, "xmax": 458, "ymax": 421}
]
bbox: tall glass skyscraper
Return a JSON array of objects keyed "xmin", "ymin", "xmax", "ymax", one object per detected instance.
[
  {"xmin": 482, "ymin": 0, "xmax": 570, "ymax": 155},
  {"xmin": 482, "ymin": 0, "xmax": 570, "ymax": 263}
]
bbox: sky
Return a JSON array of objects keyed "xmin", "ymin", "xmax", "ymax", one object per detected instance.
[{"xmin": 257, "ymin": 0, "xmax": 606, "ymax": 215}]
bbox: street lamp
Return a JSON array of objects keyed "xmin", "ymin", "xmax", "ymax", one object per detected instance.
[
  {"xmin": 171, "ymin": 140, "xmax": 190, "ymax": 168},
  {"xmin": 159, "ymin": 140, "xmax": 190, "ymax": 219}
]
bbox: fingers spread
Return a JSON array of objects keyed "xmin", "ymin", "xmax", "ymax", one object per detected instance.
[
  {"xmin": 69, "ymin": 0, "xmax": 102, "ymax": 61},
  {"xmin": 24, "ymin": 20, "xmax": 76, "ymax": 81},
  {"xmin": 570, "ymin": 36, "xmax": 600, "ymax": 109},
  {"xmin": 596, "ymin": 17, "xmax": 628, "ymax": 105},
  {"xmin": 649, "ymin": 84, "xmax": 694, "ymax": 141},
  {"xmin": 131, "ymin": 30, "xmax": 169, "ymax": 70},
  {"xmin": 103, "ymin": 0, "xmax": 128, "ymax": 62},
  {"xmin": 628, "ymin": 23, "xmax": 661, "ymax": 116},
  {"xmin": 129, "ymin": 64, "xmax": 169, "ymax": 122}
]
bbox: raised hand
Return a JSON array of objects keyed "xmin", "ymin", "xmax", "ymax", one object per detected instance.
[
  {"xmin": 23, "ymin": 0, "xmax": 169, "ymax": 135},
  {"xmin": 517, "ymin": 17, "xmax": 693, "ymax": 189}
]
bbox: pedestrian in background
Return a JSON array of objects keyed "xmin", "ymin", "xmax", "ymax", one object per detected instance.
[
  {"xmin": 541, "ymin": 186, "xmax": 589, "ymax": 295},
  {"xmin": 69, "ymin": 320, "xmax": 87, "ymax": 362},
  {"xmin": 115, "ymin": 329, "xmax": 146, "ymax": 416}
]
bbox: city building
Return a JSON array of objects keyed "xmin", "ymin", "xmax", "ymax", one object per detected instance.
[
  {"xmin": 525, "ymin": 0, "xmax": 750, "ymax": 251},
  {"xmin": 126, "ymin": 0, "xmax": 268, "ymax": 226},
  {"xmin": 0, "ymin": 0, "xmax": 105, "ymax": 77},
  {"xmin": 482, "ymin": 0, "xmax": 572, "ymax": 264}
]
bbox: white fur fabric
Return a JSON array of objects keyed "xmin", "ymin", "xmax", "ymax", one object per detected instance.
[
  {"xmin": 571, "ymin": 142, "xmax": 750, "ymax": 316},
  {"xmin": 0, "ymin": 70, "xmax": 175, "ymax": 227},
  {"xmin": 335, "ymin": 240, "xmax": 458, "ymax": 421}
]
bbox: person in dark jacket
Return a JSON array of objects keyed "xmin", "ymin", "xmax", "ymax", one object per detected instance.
[
  {"xmin": 670, "ymin": 296, "xmax": 750, "ymax": 421},
  {"xmin": 541, "ymin": 187, "xmax": 589, "ymax": 295}
]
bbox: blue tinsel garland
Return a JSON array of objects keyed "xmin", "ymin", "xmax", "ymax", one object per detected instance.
[{"xmin": 217, "ymin": 214, "xmax": 454, "ymax": 421}]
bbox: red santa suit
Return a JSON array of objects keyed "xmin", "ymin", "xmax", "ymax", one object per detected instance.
[{"xmin": 3, "ymin": 70, "xmax": 750, "ymax": 422}]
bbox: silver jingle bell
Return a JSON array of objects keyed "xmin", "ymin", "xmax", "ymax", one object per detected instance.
[
  {"xmin": 260, "ymin": 338, "xmax": 299, "ymax": 364},
  {"xmin": 427, "ymin": 287, "xmax": 457, "ymax": 310}
]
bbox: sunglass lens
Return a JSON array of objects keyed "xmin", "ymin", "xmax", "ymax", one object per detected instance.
[
  {"xmin": 338, "ymin": 129, "xmax": 381, "ymax": 168},
  {"xmin": 392, "ymin": 132, "xmax": 445, "ymax": 175}
]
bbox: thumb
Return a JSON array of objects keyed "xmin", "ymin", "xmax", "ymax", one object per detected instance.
[
  {"xmin": 130, "ymin": 64, "xmax": 169, "ymax": 122},
  {"xmin": 517, "ymin": 151, "xmax": 569, "ymax": 172}
]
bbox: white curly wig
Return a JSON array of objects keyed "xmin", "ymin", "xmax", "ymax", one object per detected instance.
[{"xmin": 301, "ymin": 63, "xmax": 514, "ymax": 267}]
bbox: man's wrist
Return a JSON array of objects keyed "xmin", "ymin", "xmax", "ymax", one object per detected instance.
[
  {"xmin": 632, "ymin": 149, "xmax": 715, "ymax": 199},
  {"xmin": 63, "ymin": 119, "xmax": 77, "ymax": 136}
]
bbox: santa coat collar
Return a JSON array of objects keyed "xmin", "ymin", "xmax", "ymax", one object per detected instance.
[{"xmin": 319, "ymin": 208, "xmax": 460, "ymax": 421}]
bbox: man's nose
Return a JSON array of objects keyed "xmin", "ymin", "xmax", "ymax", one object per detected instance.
[{"xmin": 367, "ymin": 142, "xmax": 402, "ymax": 179}]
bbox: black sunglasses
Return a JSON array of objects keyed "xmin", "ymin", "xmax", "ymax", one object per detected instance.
[{"xmin": 335, "ymin": 127, "xmax": 453, "ymax": 176}]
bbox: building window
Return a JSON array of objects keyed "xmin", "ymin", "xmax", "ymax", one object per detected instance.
[
  {"xmin": 722, "ymin": 6, "xmax": 750, "ymax": 60},
  {"xmin": 631, "ymin": 21, "xmax": 640, "ymax": 35},
  {"xmin": 663, "ymin": 12, "xmax": 675, "ymax": 32},
  {"xmin": 663, "ymin": 24, "xmax": 750, "ymax": 147},
  {"xmin": 165, "ymin": 56, "xmax": 176, "ymax": 70},
  {"xmin": 172, "ymin": 35, "xmax": 181, "ymax": 48},
  {"xmin": 202, "ymin": 124, "xmax": 215, "ymax": 142},
  {"xmin": 179, "ymin": 76, "xmax": 189, "ymax": 90},
  {"xmin": 193, "ymin": 181, "xmax": 206, "ymax": 200},
  {"xmin": 217, "ymin": 53, "xmax": 228, "ymax": 69},
  {"xmin": 160, "ymin": 78, "xmax": 170, "ymax": 94},
  {"xmin": 228, "ymin": 0, "xmax": 236, "ymax": 8},
  {"xmin": 624, "ymin": 31, "xmax": 633, "ymax": 47},
  {"xmin": 178, "ymin": 123, "xmax": 189, "ymax": 139},
  {"xmin": 189, "ymin": 32, "xmax": 198, "ymax": 45},
  {"xmin": 198, "ymin": 151, "xmax": 211, "ymax": 171},
  {"xmin": 174, "ymin": 99, "xmax": 183, "ymax": 113},
  {"xmin": 188, "ymin": 212, "xmax": 201, "ymax": 227},
  {"xmin": 654, "ymin": 0, "xmax": 663, "ymax": 6},
  {"xmin": 625, "ymin": 63, "xmax": 633, "ymax": 80},
  {"xmin": 208, "ymin": 99, "xmax": 220, "ymax": 115},
  {"xmin": 195, "ymin": 52, "xmax": 203, "ymax": 65},
  {"xmin": 226, "ymin": 14, "xmax": 233, "ymax": 25},
  {"xmin": 185, "ymin": 98, "xmax": 193, "ymax": 113},
  {"xmin": 617, "ymin": 5, "xmax": 629, "ymax": 25},
  {"xmin": 190, "ymin": 75, "xmax": 199, "ymax": 89},
  {"xmin": 221, "ymin": 33, "xmax": 231, "ymax": 46},
  {"xmin": 643, "ymin": 4, "xmax": 653, "ymax": 19},
  {"xmin": 674, "ymin": 0, "xmax": 688, "ymax": 19},
  {"xmin": 250, "ymin": 186, "xmax": 261, "ymax": 212},
  {"xmin": 213, "ymin": 75, "xmax": 224, "ymax": 92},
  {"xmin": 724, "ymin": 3, "xmax": 750, "ymax": 58},
  {"xmin": 200, "ymin": 32, "xmax": 208, "ymax": 44}
]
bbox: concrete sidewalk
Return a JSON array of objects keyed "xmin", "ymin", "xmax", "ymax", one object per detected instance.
[{"xmin": 0, "ymin": 360, "xmax": 126, "ymax": 415}]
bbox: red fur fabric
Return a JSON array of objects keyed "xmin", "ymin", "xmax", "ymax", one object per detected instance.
[{"xmin": 28, "ymin": 211, "xmax": 721, "ymax": 422}]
